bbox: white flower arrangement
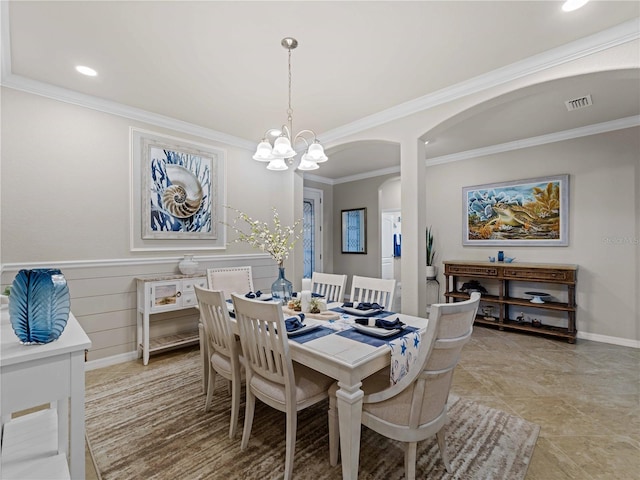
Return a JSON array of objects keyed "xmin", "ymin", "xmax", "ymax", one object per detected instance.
[{"xmin": 226, "ymin": 207, "xmax": 302, "ymax": 267}]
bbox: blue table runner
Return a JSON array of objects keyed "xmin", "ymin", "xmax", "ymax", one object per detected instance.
[{"xmin": 336, "ymin": 326, "xmax": 418, "ymax": 347}]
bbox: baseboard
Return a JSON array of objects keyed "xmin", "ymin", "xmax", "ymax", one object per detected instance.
[
  {"xmin": 577, "ymin": 331, "xmax": 640, "ymax": 349},
  {"xmin": 86, "ymin": 351, "xmax": 139, "ymax": 371}
]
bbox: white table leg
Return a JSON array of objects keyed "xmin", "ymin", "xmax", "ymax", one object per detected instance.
[
  {"xmin": 336, "ymin": 381, "xmax": 364, "ymax": 480},
  {"xmin": 143, "ymin": 311, "xmax": 150, "ymax": 365}
]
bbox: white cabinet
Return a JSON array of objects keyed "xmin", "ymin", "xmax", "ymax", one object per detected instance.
[
  {"xmin": 136, "ymin": 274, "xmax": 207, "ymax": 365},
  {"xmin": 1, "ymin": 311, "xmax": 91, "ymax": 479}
]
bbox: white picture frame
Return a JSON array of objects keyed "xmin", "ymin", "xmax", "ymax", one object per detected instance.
[{"xmin": 130, "ymin": 128, "xmax": 227, "ymax": 251}]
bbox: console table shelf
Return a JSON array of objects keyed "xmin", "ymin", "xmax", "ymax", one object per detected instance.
[{"xmin": 443, "ymin": 260, "xmax": 578, "ymax": 343}]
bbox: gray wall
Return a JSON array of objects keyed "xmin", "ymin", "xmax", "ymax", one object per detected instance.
[{"xmin": 332, "ymin": 173, "xmax": 398, "ymax": 295}]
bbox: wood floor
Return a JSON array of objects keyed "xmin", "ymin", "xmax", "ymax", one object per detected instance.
[{"xmin": 85, "ymin": 326, "xmax": 639, "ymax": 479}]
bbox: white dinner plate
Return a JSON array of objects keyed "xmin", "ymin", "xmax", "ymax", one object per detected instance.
[
  {"xmin": 287, "ymin": 318, "xmax": 321, "ymax": 337},
  {"xmin": 352, "ymin": 323, "xmax": 405, "ymax": 338},
  {"xmin": 341, "ymin": 306, "xmax": 384, "ymax": 317}
]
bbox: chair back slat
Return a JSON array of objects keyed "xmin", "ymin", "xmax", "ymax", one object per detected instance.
[
  {"xmin": 350, "ymin": 275, "xmax": 396, "ymax": 310},
  {"xmin": 310, "ymin": 272, "xmax": 347, "ymax": 303},
  {"xmin": 207, "ymin": 266, "xmax": 254, "ymax": 300},
  {"xmin": 195, "ymin": 286, "xmax": 238, "ymax": 359},
  {"xmin": 232, "ymin": 294, "xmax": 292, "ymax": 387}
]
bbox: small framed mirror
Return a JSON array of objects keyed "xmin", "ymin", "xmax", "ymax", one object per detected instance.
[{"xmin": 341, "ymin": 208, "xmax": 367, "ymax": 254}]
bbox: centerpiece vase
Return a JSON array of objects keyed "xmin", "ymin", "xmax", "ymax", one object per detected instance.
[{"xmin": 271, "ymin": 266, "xmax": 293, "ymax": 304}]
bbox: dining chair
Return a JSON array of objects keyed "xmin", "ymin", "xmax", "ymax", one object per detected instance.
[
  {"xmin": 206, "ymin": 266, "xmax": 254, "ymax": 299},
  {"xmin": 201, "ymin": 266, "xmax": 254, "ymax": 393},
  {"xmin": 328, "ymin": 292, "xmax": 481, "ymax": 480},
  {"xmin": 310, "ymin": 272, "xmax": 347, "ymax": 303},
  {"xmin": 231, "ymin": 293, "xmax": 334, "ymax": 480},
  {"xmin": 195, "ymin": 286, "xmax": 244, "ymax": 439},
  {"xmin": 349, "ymin": 275, "xmax": 397, "ymax": 311}
]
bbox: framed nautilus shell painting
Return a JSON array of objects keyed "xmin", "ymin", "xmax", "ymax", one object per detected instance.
[{"xmin": 130, "ymin": 128, "xmax": 226, "ymax": 251}]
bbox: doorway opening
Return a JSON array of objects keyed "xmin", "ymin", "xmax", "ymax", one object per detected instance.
[{"xmin": 303, "ymin": 188, "xmax": 323, "ymax": 278}]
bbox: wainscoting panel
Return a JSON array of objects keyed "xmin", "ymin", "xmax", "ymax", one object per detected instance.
[{"xmin": 0, "ymin": 254, "xmax": 278, "ymax": 363}]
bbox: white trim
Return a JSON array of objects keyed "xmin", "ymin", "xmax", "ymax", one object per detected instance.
[
  {"xmin": 85, "ymin": 351, "xmax": 139, "ymax": 371},
  {"xmin": 0, "ymin": 253, "xmax": 272, "ymax": 271},
  {"xmin": 426, "ymin": 115, "xmax": 640, "ymax": 166},
  {"xmin": 1, "ymin": 9, "xmax": 637, "ymax": 157},
  {"xmin": 320, "ymin": 18, "xmax": 640, "ymax": 144},
  {"xmin": 306, "ymin": 165, "xmax": 401, "ymax": 186},
  {"xmin": 577, "ymin": 331, "xmax": 640, "ymax": 349}
]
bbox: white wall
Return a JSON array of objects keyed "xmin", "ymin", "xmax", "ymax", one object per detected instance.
[
  {"xmin": 1, "ymin": 88, "xmax": 300, "ymax": 360},
  {"xmin": 426, "ymin": 128, "xmax": 639, "ymax": 342},
  {"xmin": 1, "ymin": 88, "xmax": 299, "ymax": 262}
]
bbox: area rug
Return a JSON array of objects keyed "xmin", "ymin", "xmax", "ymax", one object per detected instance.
[{"xmin": 85, "ymin": 350, "xmax": 540, "ymax": 479}]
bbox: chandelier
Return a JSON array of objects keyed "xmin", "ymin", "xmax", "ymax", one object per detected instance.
[{"xmin": 252, "ymin": 37, "xmax": 328, "ymax": 171}]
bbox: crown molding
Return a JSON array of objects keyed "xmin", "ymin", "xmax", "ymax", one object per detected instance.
[
  {"xmin": 1, "ymin": 7, "xmax": 638, "ymax": 161},
  {"xmin": 305, "ymin": 165, "xmax": 401, "ymax": 186},
  {"xmin": 425, "ymin": 115, "xmax": 640, "ymax": 166},
  {"xmin": 0, "ymin": 73, "xmax": 256, "ymax": 151},
  {"xmin": 320, "ymin": 18, "xmax": 640, "ymax": 144}
]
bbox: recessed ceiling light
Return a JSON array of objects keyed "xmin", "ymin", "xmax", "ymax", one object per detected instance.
[
  {"xmin": 424, "ymin": 140, "xmax": 430, "ymax": 145},
  {"xmin": 562, "ymin": 0, "xmax": 589, "ymax": 12},
  {"xmin": 75, "ymin": 65, "xmax": 97, "ymax": 77}
]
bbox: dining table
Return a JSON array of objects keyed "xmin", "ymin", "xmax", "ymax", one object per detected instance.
[{"xmin": 213, "ymin": 297, "xmax": 431, "ymax": 480}]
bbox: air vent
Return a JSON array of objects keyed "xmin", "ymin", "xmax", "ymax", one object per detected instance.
[{"xmin": 565, "ymin": 94, "xmax": 593, "ymax": 111}]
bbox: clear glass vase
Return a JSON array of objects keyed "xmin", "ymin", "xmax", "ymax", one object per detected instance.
[{"xmin": 271, "ymin": 266, "xmax": 293, "ymax": 304}]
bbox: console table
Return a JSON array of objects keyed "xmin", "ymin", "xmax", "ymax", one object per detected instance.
[
  {"xmin": 136, "ymin": 274, "xmax": 207, "ymax": 365},
  {"xmin": 1, "ymin": 310, "xmax": 92, "ymax": 479},
  {"xmin": 443, "ymin": 260, "xmax": 578, "ymax": 343}
]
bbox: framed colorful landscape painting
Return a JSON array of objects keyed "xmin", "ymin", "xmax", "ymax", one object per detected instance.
[{"xmin": 462, "ymin": 175, "xmax": 569, "ymax": 246}]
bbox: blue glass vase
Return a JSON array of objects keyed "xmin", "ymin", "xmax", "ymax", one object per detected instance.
[
  {"xmin": 271, "ymin": 266, "xmax": 293, "ymax": 304},
  {"xmin": 9, "ymin": 269, "xmax": 70, "ymax": 344}
]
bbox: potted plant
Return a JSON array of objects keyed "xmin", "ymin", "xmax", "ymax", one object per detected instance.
[{"xmin": 426, "ymin": 226, "xmax": 437, "ymax": 278}]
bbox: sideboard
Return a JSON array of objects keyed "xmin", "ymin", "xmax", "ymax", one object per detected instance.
[
  {"xmin": 136, "ymin": 273, "xmax": 207, "ymax": 365},
  {"xmin": 443, "ymin": 260, "xmax": 578, "ymax": 343},
  {"xmin": 1, "ymin": 310, "xmax": 92, "ymax": 479}
]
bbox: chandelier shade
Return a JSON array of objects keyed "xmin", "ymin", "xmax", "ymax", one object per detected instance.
[
  {"xmin": 253, "ymin": 140, "xmax": 275, "ymax": 162},
  {"xmin": 253, "ymin": 37, "xmax": 328, "ymax": 172},
  {"xmin": 266, "ymin": 158, "xmax": 289, "ymax": 171}
]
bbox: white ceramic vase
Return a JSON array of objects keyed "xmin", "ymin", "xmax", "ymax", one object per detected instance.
[
  {"xmin": 426, "ymin": 265, "xmax": 437, "ymax": 279},
  {"xmin": 179, "ymin": 254, "xmax": 199, "ymax": 275}
]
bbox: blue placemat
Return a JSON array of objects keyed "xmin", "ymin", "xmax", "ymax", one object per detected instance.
[
  {"xmin": 330, "ymin": 307, "xmax": 396, "ymax": 318},
  {"xmin": 289, "ymin": 326, "xmax": 335, "ymax": 344},
  {"xmin": 336, "ymin": 326, "xmax": 418, "ymax": 347}
]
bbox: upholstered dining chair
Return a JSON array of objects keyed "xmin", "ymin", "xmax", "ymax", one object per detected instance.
[
  {"xmin": 231, "ymin": 293, "xmax": 334, "ymax": 480},
  {"xmin": 195, "ymin": 286, "xmax": 244, "ymax": 439},
  {"xmin": 328, "ymin": 292, "xmax": 481, "ymax": 480},
  {"xmin": 349, "ymin": 275, "xmax": 397, "ymax": 311},
  {"xmin": 200, "ymin": 266, "xmax": 254, "ymax": 393},
  {"xmin": 206, "ymin": 266, "xmax": 254, "ymax": 299},
  {"xmin": 310, "ymin": 272, "xmax": 347, "ymax": 303}
]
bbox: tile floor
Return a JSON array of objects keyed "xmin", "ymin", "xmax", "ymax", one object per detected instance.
[{"xmin": 84, "ymin": 326, "xmax": 639, "ymax": 479}]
